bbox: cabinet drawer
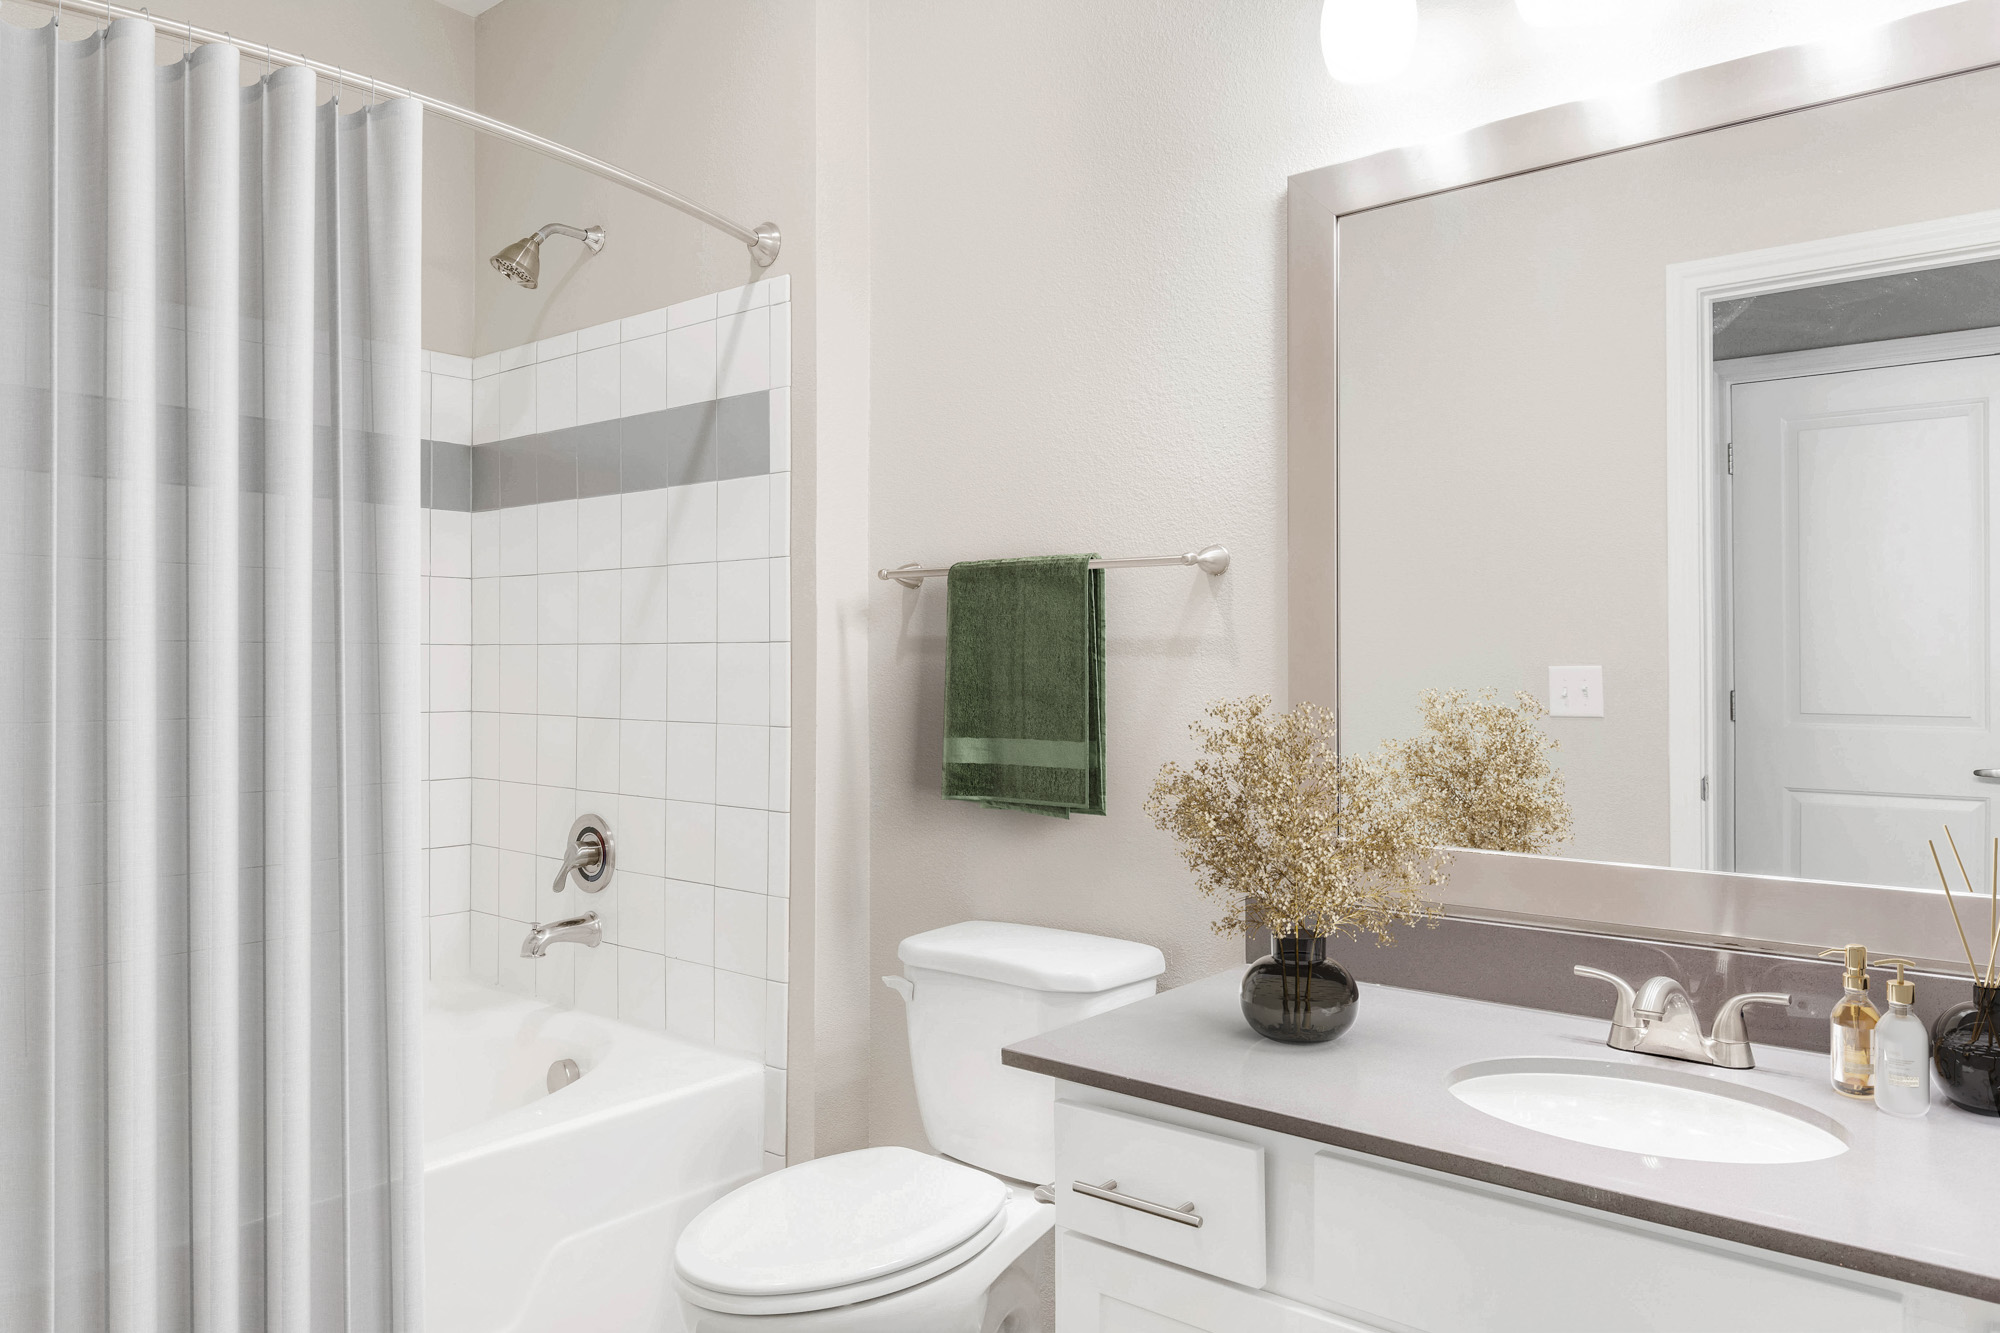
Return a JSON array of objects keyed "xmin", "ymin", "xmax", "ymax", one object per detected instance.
[
  {"xmin": 1054, "ymin": 1100, "xmax": 1265, "ymax": 1287},
  {"xmin": 1311, "ymin": 1148, "xmax": 1902, "ymax": 1333},
  {"xmin": 1058, "ymin": 1232, "xmax": 1375, "ymax": 1333}
]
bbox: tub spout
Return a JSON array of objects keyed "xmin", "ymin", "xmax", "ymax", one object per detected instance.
[{"xmin": 522, "ymin": 912, "xmax": 602, "ymax": 958}]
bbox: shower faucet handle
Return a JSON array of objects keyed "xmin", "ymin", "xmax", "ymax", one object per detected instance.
[{"xmin": 552, "ymin": 813, "xmax": 615, "ymax": 894}]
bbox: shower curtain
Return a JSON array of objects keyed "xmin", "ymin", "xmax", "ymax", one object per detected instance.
[{"xmin": 0, "ymin": 18, "xmax": 425, "ymax": 1332}]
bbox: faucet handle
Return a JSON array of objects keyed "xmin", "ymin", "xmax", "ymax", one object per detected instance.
[
  {"xmin": 1712, "ymin": 992, "xmax": 1790, "ymax": 1045},
  {"xmin": 552, "ymin": 813, "xmax": 615, "ymax": 895},
  {"xmin": 1574, "ymin": 965, "xmax": 1640, "ymax": 1030},
  {"xmin": 1576, "ymin": 966, "xmax": 1647, "ymax": 1053},
  {"xmin": 1706, "ymin": 991, "xmax": 1790, "ymax": 1069}
]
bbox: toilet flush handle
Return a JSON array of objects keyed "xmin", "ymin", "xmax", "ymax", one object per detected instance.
[{"xmin": 882, "ymin": 975, "xmax": 914, "ymax": 1003}]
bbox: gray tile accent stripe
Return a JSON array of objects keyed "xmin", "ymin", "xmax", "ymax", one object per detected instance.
[
  {"xmin": 422, "ymin": 390, "xmax": 772, "ymax": 512},
  {"xmin": 424, "ymin": 438, "xmax": 471, "ymax": 511},
  {"xmin": 718, "ymin": 393, "xmax": 769, "ymax": 481}
]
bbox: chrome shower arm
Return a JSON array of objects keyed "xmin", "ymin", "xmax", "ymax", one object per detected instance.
[{"xmin": 535, "ymin": 223, "xmax": 605, "ymax": 253}]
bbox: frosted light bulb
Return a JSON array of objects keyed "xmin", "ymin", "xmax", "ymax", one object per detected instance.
[{"xmin": 1320, "ymin": 0, "xmax": 1420, "ymax": 86}]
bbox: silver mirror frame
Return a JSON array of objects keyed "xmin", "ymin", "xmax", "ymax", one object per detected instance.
[{"xmin": 1286, "ymin": 0, "xmax": 2000, "ymax": 971}]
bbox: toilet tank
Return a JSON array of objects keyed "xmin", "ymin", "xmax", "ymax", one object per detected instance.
[{"xmin": 887, "ymin": 921, "xmax": 1166, "ymax": 1185}]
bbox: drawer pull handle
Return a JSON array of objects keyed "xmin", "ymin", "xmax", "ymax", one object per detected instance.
[{"xmin": 1072, "ymin": 1179, "xmax": 1203, "ymax": 1228}]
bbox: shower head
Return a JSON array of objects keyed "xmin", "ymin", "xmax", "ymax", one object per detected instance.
[
  {"xmin": 491, "ymin": 222, "xmax": 605, "ymax": 289},
  {"xmin": 489, "ymin": 236, "xmax": 542, "ymax": 288}
]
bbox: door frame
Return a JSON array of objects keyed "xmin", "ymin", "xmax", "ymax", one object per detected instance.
[{"xmin": 1665, "ymin": 210, "xmax": 2000, "ymax": 870}]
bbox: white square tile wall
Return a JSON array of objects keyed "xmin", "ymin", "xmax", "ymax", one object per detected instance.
[
  {"xmin": 463, "ymin": 276, "xmax": 789, "ymax": 446},
  {"xmin": 425, "ymin": 502, "xmax": 474, "ymax": 981},
  {"xmin": 419, "ymin": 273, "xmax": 791, "ymax": 1159}
]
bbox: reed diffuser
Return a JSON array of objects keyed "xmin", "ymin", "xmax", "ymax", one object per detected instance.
[{"xmin": 1925, "ymin": 828, "xmax": 2000, "ymax": 1116}]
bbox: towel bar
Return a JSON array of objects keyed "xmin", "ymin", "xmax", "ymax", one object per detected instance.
[{"xmin": 878, "ymin": 545, "xmax": 1229, "ymax": 590}]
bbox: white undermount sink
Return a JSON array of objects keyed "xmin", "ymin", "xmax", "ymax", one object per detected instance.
[{"xmin": 1448, "ymin": 1058, "xmax": 1848, "ymax": 1165}]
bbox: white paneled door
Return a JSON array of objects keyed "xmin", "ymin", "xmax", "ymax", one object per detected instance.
[{"xmin": 1731, "ymin": 355, "xmax": 2000, "ymax": 888}]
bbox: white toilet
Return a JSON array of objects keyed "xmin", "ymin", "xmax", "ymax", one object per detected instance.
[{"xmin": 673, "ymin": 921, "xmax": 1166, "ymax": 1332}]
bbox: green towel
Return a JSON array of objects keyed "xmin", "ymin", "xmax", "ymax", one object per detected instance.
[{"xmin": 943, "ymin": 554, "xmax": 1105, "ymax": 818}]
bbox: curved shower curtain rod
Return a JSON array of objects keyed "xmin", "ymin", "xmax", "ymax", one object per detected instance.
[{"xmin": 16, "ymin": 0, "xmax": 782, "ymax": 266}]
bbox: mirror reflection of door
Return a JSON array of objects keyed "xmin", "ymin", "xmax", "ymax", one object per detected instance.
[{"xmin": 1729, "ymin": 346, "xmax": 2000, "ymax": 889}]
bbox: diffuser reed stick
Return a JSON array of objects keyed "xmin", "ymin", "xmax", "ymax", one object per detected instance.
[
  {"xmin": 1947, "ymin": 826, "xmax": 2000, "ymax": 987},
  {"xmin": 1988, "ymin": 836, "xmax": 2000, "ymax": 988},
  {"xmin": 1946, "ymin": 824, "xmax": 1978, "ymax": 901},
  {"xmin": 1928, "ymin": 836, "xmax": 1982, "ymax": 980}
]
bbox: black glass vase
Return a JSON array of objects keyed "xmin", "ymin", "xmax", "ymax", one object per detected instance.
[
  {"xmin": 1933, "ymin": 984, "xmax": 2000, "ymax": 1117},
  {"xmin": 1240, "ymin": 936, "xmax": 1359, "ymax": 1044}
]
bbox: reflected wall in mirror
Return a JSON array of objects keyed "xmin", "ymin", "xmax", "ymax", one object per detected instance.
[{"xmin": 1333, "ymin": 56, "xmax": 2000, "ymax": 892}]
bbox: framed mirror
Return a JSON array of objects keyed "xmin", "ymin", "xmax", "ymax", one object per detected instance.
[{"xmin": 1289, "ymin": 0, "xmax": 2000, "ymax": 965}]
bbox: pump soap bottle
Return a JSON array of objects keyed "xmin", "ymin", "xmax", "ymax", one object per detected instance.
[
  {"xmin": 1872, "ymin": 959, "xmax": 1930, "ymax": 1118},
  {"xmin": 1820, "ymin": 943, "xmax": 1879, "ymax": 1098}
]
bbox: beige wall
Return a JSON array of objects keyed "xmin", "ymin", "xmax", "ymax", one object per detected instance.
[
  {"xmin": 864, "ymin": 0, "xmax": 1295, "ymax": 1154},
  {"xmin": 1337, "ymin": 66, "xmax": 2000, "ymax": 866},
  {"xmin": 1, "ymin": 0, "xmax": 477, "ymax": 353},
  {"xmin": 858, "ymin": 0, "xmax": 1970, "ymax": 1154}
]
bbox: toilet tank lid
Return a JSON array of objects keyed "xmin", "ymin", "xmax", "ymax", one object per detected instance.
[{"xmin": 898, "ymin": 921, "xmax": 1166, "ymax": 992}]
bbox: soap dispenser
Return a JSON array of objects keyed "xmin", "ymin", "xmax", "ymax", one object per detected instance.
[
  {"xmin": 1819, "ymin": 944, "xmax": 1879, "ymax": 1099},
  {"xmin": 1872, "ymin": 959, "xmax": 1930, "ymax": 1119}
]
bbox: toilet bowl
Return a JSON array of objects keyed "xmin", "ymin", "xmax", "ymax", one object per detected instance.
[{"xmin": 674, "ymin": 922, "xmax": 1166, "ymax": 1332}]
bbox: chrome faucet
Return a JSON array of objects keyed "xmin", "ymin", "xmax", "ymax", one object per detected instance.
[
  {"xmin": 521, "ymin": 911, "xmax": 602, "ymax": 959},
  {"xmin": 1574, "ymin": 966, "xmax": 1790, "ymax": 1069}
]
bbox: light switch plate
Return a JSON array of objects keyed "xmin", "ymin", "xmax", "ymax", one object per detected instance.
[{"xmin": 1548, "ymin": 665, "xmax": 1604, "ymax": 717}]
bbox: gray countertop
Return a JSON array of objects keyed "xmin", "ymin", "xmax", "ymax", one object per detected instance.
[{"xmin": 1001, "ymin": 968, "xmax": 2000, "ymax": 1304}]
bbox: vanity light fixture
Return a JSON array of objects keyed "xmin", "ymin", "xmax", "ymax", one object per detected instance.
[{"xmin": 1319, "ymin": 0, "xmax": 1419, "ymax": 86}]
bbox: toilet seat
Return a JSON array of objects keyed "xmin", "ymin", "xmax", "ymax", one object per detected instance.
[
  {"xmin": 675, "ymin": 1209, "xmax": 1006, "ymax": 1317},
  {"xmin": 674, "ymin": 1147, "xmax": 1010, "ymax": 1317}
]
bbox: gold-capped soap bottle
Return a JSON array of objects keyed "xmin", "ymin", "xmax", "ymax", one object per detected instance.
[{"xmin": 1819, "ymin": 944, "xmax": 1880, "ymax": 1098}]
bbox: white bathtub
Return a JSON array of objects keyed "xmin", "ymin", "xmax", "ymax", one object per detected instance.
[{"xmin": 425, "ymin": 980, "xmax": 765, "ymax": 1333}]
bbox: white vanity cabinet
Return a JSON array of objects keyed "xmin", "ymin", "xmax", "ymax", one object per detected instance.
[
  {"xmin": 1308, "ymin": 1148, "xmax": 1899, "ymax": 1332},
  {"xmin": 1058, "ymin": 1231, "xmax": 1373, "ymax": 1332},
  {"xmin": 1051, "ymin": 1087, "xmax": 2000, "ymax": 1333}
]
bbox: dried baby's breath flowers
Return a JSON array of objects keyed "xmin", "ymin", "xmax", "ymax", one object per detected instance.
[
  {"xmin": 1145, "ymin": 696, "xmax": 1443, "ymax": 943},
  {"xmin": 1389, "ymin": 688, "xmax": 1572, "ymax": 855}
]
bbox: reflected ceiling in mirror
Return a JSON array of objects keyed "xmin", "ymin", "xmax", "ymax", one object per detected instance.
[{"xmin": 1712, "ymin": 258, "xmax": 2000, "ymax": 360}]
